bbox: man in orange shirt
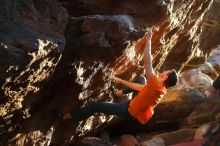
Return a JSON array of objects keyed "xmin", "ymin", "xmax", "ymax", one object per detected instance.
[{"xmin": 54, "ymin": 29, "xmax": 178, "ymax": 124}]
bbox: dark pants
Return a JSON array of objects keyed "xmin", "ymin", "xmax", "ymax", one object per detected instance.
[
  {"xmin": 72, "ymin": 101, "xmax": 133, "ymax": 123},
  {"xmin": 72, "ymin": 75, "xmax": 146, "ymax": 124}
]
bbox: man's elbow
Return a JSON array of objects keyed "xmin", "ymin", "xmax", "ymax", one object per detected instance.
[{"xmin": 137, "ymin": 85, "xmax": 144, "ymax": 91}]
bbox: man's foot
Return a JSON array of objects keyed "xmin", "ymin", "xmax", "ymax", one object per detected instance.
[
  {"xmin": 110, "ymin": 86, "xmax": 119, "ymax": 98},
  {"xmin": 51, "ymin": 110, "xmax": 64, "ymax": 120},
  {"xmin": 0, "ymin": 117, "xmax": 6, "ymax": 125}
]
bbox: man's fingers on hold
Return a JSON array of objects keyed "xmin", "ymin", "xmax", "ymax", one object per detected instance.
[{"xmin": 205, "ymin": 91, "xmax": 210, "ymax": 97}]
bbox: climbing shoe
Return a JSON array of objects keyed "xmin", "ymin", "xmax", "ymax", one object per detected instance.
[
  {"xmin": 110, "ymin": 86, "xmax": 118, "ymax": 98},
  {"xmin": 52, "ymin": 110, "xmax": 64, "ymax": 120}
]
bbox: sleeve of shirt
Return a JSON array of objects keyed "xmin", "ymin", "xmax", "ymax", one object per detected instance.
[
  {"xmin": 213, "ymin": 75, "xmax": 220, "ymax": 89},
  {"xmin": 146, "ymin": 75, "xmax": 156, "ymax": 87}
]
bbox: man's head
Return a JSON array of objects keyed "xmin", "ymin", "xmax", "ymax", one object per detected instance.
[{"xmin": 158, "ymin": 69, "xmax": 178, "ymax": 88}]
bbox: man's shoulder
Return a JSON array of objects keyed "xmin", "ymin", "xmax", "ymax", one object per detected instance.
[
  {"xmin": 148, "ymin": 75, "xmax": 159, "ymax": 82},
  {"xmin": 148, "ymin": 75, "xmax": 166, "ymax": 92}
]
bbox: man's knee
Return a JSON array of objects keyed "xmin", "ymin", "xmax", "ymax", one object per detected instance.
[
  {"xmin": 135, "ymin": 75, "xmax": 146, "ymax": 84},
  {"xmin": 88, "ymin": 101, "xmax": 103, "ymax": 112}
]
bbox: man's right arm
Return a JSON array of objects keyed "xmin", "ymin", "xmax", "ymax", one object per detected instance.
[
  {"xmin": 135, "ymin": 36, "xmax": 146, "ymax": 51},
  {"xmin": 143, "ymin": 29, "xmax": 155, "ymax": 78}
]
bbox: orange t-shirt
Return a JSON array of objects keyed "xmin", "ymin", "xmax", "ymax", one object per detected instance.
[{"xmin": 128, "ymin": 75, "xmax": 167, "ymax": 124}]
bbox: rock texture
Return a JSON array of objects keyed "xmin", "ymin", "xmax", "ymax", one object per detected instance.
[
  {"xmin": 0, "ymin": 0, "xmax": 220, "ymax": 146},
  {"xmin": 0, "ymin": 0, "xmax": 68, "ymax": 145}
]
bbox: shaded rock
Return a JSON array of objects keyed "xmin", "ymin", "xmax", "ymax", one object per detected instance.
[
  {"xmin": 118, "ymin": 135, "xmax": 139, "ymax": 146},
  {"xmin": 200, "ymin": 1, "xmax": 220, "ymax": 53},
  {"xmin": 194, "ymin": 124, "xmax": 210, "ymax": 141},
  {"xmin": 179, "ymin": 46, "xmax": 220, "ymax": 127},
  {"xmin": 140, "ymin": 137, "xmax": 165, "ymax": 146},
  {"xmin": 99, "ymin": 131, "xmax": 112, "ymax": 146},
  {"xmin": 0, "ymin": 0, "xmax": 68, "ymax": 145},
  {"xmin": 64, "ymin": 15, "xmax": 139, "ymax": 62},
  {"xmin": 61, "ymin": 0, "xmax": 170, "ymax": 27},
  {"xmin": 151, "ymin": 129, "xmax": 195, "ymax": 145},
  {"xmin": 170, "ymin": 140, "xmax": 203, "ymax": 146},
  {"xmin": 216, "ymin": 113, "xmax": 220, "ymax": 121},
  {"xmin": 180, "ymin": 97, "xmax": 220, "ymax": 127},
  {"xmin": 13, "ymin": 127, "xmax": 54, "ymax": 146},
  {"xmin": 205, "ymin": 45, "xmax": 220, "ymax": 77},
  {"xmin": 202, "ymin": 113, "xmax": 220, "ymax": 146},
  {"xmin": 72, "ymin": 137, "xmax": 112, "ymax": 146}
]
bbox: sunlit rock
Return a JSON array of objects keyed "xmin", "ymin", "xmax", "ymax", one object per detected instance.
[{"xmin": 0, "ymin": 0, "xmax": 220, "ymax": 145}]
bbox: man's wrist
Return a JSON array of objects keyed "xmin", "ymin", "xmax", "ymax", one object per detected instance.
[{"xmin": 119, "ymin": 79, "xmax": 123, "ymax": 84}]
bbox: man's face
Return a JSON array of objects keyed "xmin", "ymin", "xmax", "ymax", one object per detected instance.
[{"xmin": 159, "ymin": 70, "xmax": 171, "ymax": 80}]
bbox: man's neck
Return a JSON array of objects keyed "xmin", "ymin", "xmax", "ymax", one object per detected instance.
[{"xmin": 158, "ymin": 77, "xmax": 165, "ymax": 86}]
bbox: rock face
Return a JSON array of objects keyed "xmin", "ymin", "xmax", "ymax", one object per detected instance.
[
  {"xmin": 0, "ymin": 0, "xmax": 68, "ymax": 145},
  {"xmin": 0, "ymin": 0, "xmax": 220, "ymax": 146}
]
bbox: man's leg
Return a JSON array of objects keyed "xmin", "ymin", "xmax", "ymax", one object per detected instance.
[{"xmin": 64, "ymin": 101, "xmax": 133, "ymax": 123}]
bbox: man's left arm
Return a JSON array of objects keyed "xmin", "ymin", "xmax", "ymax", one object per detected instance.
[{"xmin": 113, "ymin": 77, "xmax": 144, "ymax": 92}]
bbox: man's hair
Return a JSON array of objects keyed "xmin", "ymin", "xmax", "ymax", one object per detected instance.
[{"xmin": 164, "ymin": 70, "xmax": 178, "ymax": 88}]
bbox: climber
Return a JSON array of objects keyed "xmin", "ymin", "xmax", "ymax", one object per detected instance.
[
  {"xmin": 54, "ymin": 29, "xmax": 178, "ymax": 124},
  {"xmin": 205, "ymin": 75, "xmax": 220, "ymax": 98}
]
